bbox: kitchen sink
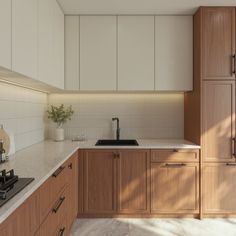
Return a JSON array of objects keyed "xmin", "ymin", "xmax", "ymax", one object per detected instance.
[{"xmin": 95, "ymin": 139, "xmax": 139, "ymax": 146}]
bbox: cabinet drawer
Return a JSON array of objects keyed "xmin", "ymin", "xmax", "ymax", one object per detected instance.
[
  {"xmin": 40, "ymin": 188, "xmax": 67, "ymax": 236},
  {"xmin": 40, "ymin": 163, "xmax": 67, "ymax": 222},
  {"xmin": 151, "ymin": 149, "xmax": 199, "ymax": 162},
  {"xmin": 51, "ymin": 217, "xmax": 68, "ymax": 236}
]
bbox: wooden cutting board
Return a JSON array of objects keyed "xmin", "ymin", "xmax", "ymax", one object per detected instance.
[{"xmin": 0, "ymin": 128, "xmax": 10, "ymax": 155}]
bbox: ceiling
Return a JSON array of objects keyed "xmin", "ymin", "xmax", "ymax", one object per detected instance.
[{"xmin": 57, "ymin": 0, "xmax": 236, "ymax": 15}]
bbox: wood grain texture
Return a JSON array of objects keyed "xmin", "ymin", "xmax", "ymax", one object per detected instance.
[
  {"xmin": 151, "ymin": 149, "xmax": 199, "ymax": 163},
  {"xmin": 203, "ymin": 163, "xmax": 236, "ymax": 213},
  {"xmin": 202, "ymin": 80, "xmax": 235, "ymax": 162},
  {"xmin": 66, "ymin": 152, "xmax": 79, "ymax": 230},
  {"xmin": 40, "ymin": 188, "xmax": 67, "ymax": 236},
  {"xmin": 184, "ymin": 8, "xmax": 202, "ymax": 145},
  {"xmin": 0, "ymin": 189, "xmax": 40, "ymax": 236},
  {"xmin": 151, "ymin": 163, "xmax": 199, "ymax": 213},
  {"xmin": 83, "ymin": 150, "xmax": 117, "ymax": 213},
  {"xmin": 202, "ymin": 7, "xmax": 235, "ymax": 80},
  {"xmin": 39, "ymin": 162, "xmax": 67, "ymax": 223},
  {"xmin": 117, "ymin": 150, "xmax": 150, "ymax": 213}
]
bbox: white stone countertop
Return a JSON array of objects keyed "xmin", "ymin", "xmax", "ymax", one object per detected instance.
[{"xmin": 0, "ymin": 139, "xmax": 200, "ymax": 224}]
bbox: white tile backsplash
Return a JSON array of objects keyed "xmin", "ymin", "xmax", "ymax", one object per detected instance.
[
  {"xmin": 0, "ymin": 83, "xmax": 47, "ymax": 151},
  {"xmin": 48, "ymin": 93, "xmax": 184, "ymax": 140}
]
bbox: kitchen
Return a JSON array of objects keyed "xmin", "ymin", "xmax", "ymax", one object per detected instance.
[{"xmin": 0, "ymin": 0, "xmax": 236, "ymax": 235}]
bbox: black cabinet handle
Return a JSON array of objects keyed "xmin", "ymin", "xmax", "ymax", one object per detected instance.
[
  {"xmin": 226, "ymin": 163, "xmax": 236, "ymax": 166},
  {"xmin": 112, "ymin": 152, "xmax": 117, "ymax": 159},
  {"xmin": 68, "ymin": 163, "xmax": 73, "ymax": 169},
  {"xmin": 232, "ymin": 54, "xmax": 236, "ymax": 74},
  {"xmin": 58, "ymin": 227, "xmax": 66, "ymax": 236},
  {"xmin": 52, "ymin": 196, "xmax": 65, "ymax": 213},
  {"xmin": 164, "ymin": 163, "xmax": 186, "ymax": 167},
  {"xmin": 232, "ymin": 137, "xmax": 236, "ymax": 157},
  {"xmin": 52, "ymin": 166, "xmax": 65, "ymax": 178}
]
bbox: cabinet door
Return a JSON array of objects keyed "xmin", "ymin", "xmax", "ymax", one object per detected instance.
[
  {"xmin": 65, "ymin": 16, "xmax": 80, "ymax": 90},
  {"xmin": 202, "ymin": 81, "xmax": 235, "ymax": 162},
  {"xmin": 83, "ymin": 150, "xmax": 117, "ymax": 213},
  {"xmin": 117, "ymin": 150, "xmax": 150, "ymax": 213},
  {"xmin": 118, "ymin": 16, "xmax": 155, "ymax": 90},
  {"xmin": 0, "ymin": 0, "xmax": 11, "ymax": 70},
  {"xmin": 203, "ymin": 163, "xmax": 236, "ymax": 213},
  {"xmin": 12, "ymin": 0, "xmax": 37, "ymax": 79},
  {"xmin": 80, "ymin": 16, "xmax": 117, "ymax": 91},
  {"xmin": 38, "ymin": 0, "xmax": 54, "ymax": 85},
  {"xmin": 66, "ymin": 152, "xmax": 78, "ymax": 230},
  {"xmin": 38, "ymin": 0, "xmax": 64, "ymax": 89},
  {"xmin": 52, "ymin": 0, "xmax": 64, "ymax": 89},
  {"xmin": 151, "ymin": 163, "xmax": 199, "ymax": 213},
  {"xmin": 155, "ymin": 16, "xmax": 193, "ymax": 91},
  {"xmin": 202, "ymin": 7, "xmax": 235, "ymax": 80}
]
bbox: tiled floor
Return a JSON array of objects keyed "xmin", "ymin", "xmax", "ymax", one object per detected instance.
[{"xmin": 70, "ymin": 218, "xmax": 236, "ymax": 236}]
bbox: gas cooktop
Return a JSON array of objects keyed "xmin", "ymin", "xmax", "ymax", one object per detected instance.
[{"xmin": 0, "ymin": 169, "xmax": 34, "ymax": 207}]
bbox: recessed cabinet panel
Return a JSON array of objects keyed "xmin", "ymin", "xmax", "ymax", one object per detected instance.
[
  {"xmin": 202, "ymin": 7, "xmax": 235, "ymax": 80},
  {"xmin": 65, "ymin": 16, "xmax": 80, "ymax": 90},
  {"xmin": 0, "ymin": 0, "xmax": 11, "ymax": 70},
  {"xmin": 151, "ymin": 163, "xmax": 199, "ymax": 213},
  {"xmin": 155, "ymin": 16, "xmax": 193, "ymax": 91},
  {"xmin": 203, "ymin": 163, "xmax": 236, "ymax": 213},
  {"xmin": 118, "ymin": 16, "xmax": 155, "ymax": 91},
  {"xmin": 12, "ymin": 0, "xmax": 37, "ymax": 79},
  {"xmin": 83, "ymin": 150, "xmax": 117, "ymax": 213},
  {"xmin": 80, "ymin": 16, "xmax": 117, "ymax": 91},
  {"xmin": 117, "ymin": 150, "xmax": 150, "ymax": 213},
  {"xmin": 202, "ymin": 81, "xmax": 235, "ymax": 162}
]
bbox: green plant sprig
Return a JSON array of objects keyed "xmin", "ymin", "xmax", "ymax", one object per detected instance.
[{"xmin": 47, "ymin": 104, "xmax": 74, "ymax": 128}]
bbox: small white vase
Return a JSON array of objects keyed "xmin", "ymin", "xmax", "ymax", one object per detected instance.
[{"xmin": 54, "ymin": 128, "xmax": 64, "ymax": 141}]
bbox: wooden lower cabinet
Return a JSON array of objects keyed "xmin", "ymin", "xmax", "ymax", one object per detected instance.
[
  {"xmin": 66, "ymin": 152, "xmax": 79, "ymax": 229},
  {"xmin": 82, "ymin": 149, "xmax": 151, "ymax": 215},
  {"xmin": 80, "ymin": 149, "xmax": 199, "ymax": 216},
  {"xmin": 151, "ymin": 162, "xmax": 199, "ymax": 213},
  {"xmin": 203, "ymin": 163, "xmax": 236, "ymax": 214},
  {"xmin": 0, "ymin": 190, "xmax": 40, "ymax": 236},
  {"xmin": 117, "ymin": 150, "xmax": 150, "ymax": 213},
  {"xmin": 0, "ymin": 152, "xmax": 78, "ymax": 236},
  {"xmin": 83, "ymin": 150, "xmax": 117, "ymax": 213}
]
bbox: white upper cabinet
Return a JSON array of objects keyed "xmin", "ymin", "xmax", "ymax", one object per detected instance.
[
  {"xmin": 12, "ymin": 0, "xmax": 38, "ymax": 79},
  {"xmin": 155, "ymin": 16, "xmax": 193, "ymax": 91},
  {"xmin": 52, "ymin": 1, "xmax": 64, "ymax": 89},
  {"xmin": 118, "ymin": 16, "xmax": 155, "ymax": 91},
  {"xmin": 80, "ymin": 16, "xmax": 117, "ymax": 91},
  {"xmin": 38, "ymin": 0, "xmax": 64, "ymax": 89},
  {"xmin": 0, "ymin": 0, "xmax": 11, "ymax": 70},
  {"xmin": 65, "ymin": 16, "xmax": 80, "ymax": 90},
  {"xmin": 38, "ymin": 0, "xmax": 54, "ymax": 85}
]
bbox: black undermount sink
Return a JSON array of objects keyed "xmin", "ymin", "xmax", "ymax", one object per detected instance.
[{"xmin": 95, "ymin": 139, "xmax": 139, "ymax": 146}]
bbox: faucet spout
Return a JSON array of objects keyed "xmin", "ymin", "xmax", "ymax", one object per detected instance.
[{"xmin": 112, "ymin": 117, "xmax": 120, "ymax": 140}]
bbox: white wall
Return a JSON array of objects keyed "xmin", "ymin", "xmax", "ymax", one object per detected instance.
[
  {"xmin": 0, "ymin": 83, "xmax": 47, "ymax": 151},
  {"xmin": 48, "ymin": 93, "xmax": 184, "ymax": 140}
]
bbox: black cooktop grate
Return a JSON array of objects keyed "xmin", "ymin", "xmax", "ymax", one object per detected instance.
[{"xmin": 0, "ymin": 178, "xmax": 34, "ymax": 207}]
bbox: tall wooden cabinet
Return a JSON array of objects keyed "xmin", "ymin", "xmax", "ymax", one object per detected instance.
[{"xmin": 185, "ymin": 7, "xmax": 236, "ymax": 217}]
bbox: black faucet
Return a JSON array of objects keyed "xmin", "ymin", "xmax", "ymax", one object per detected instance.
[{"xmin": 112, "ymin": 117, "xmax": 120, "ymax": 140}]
